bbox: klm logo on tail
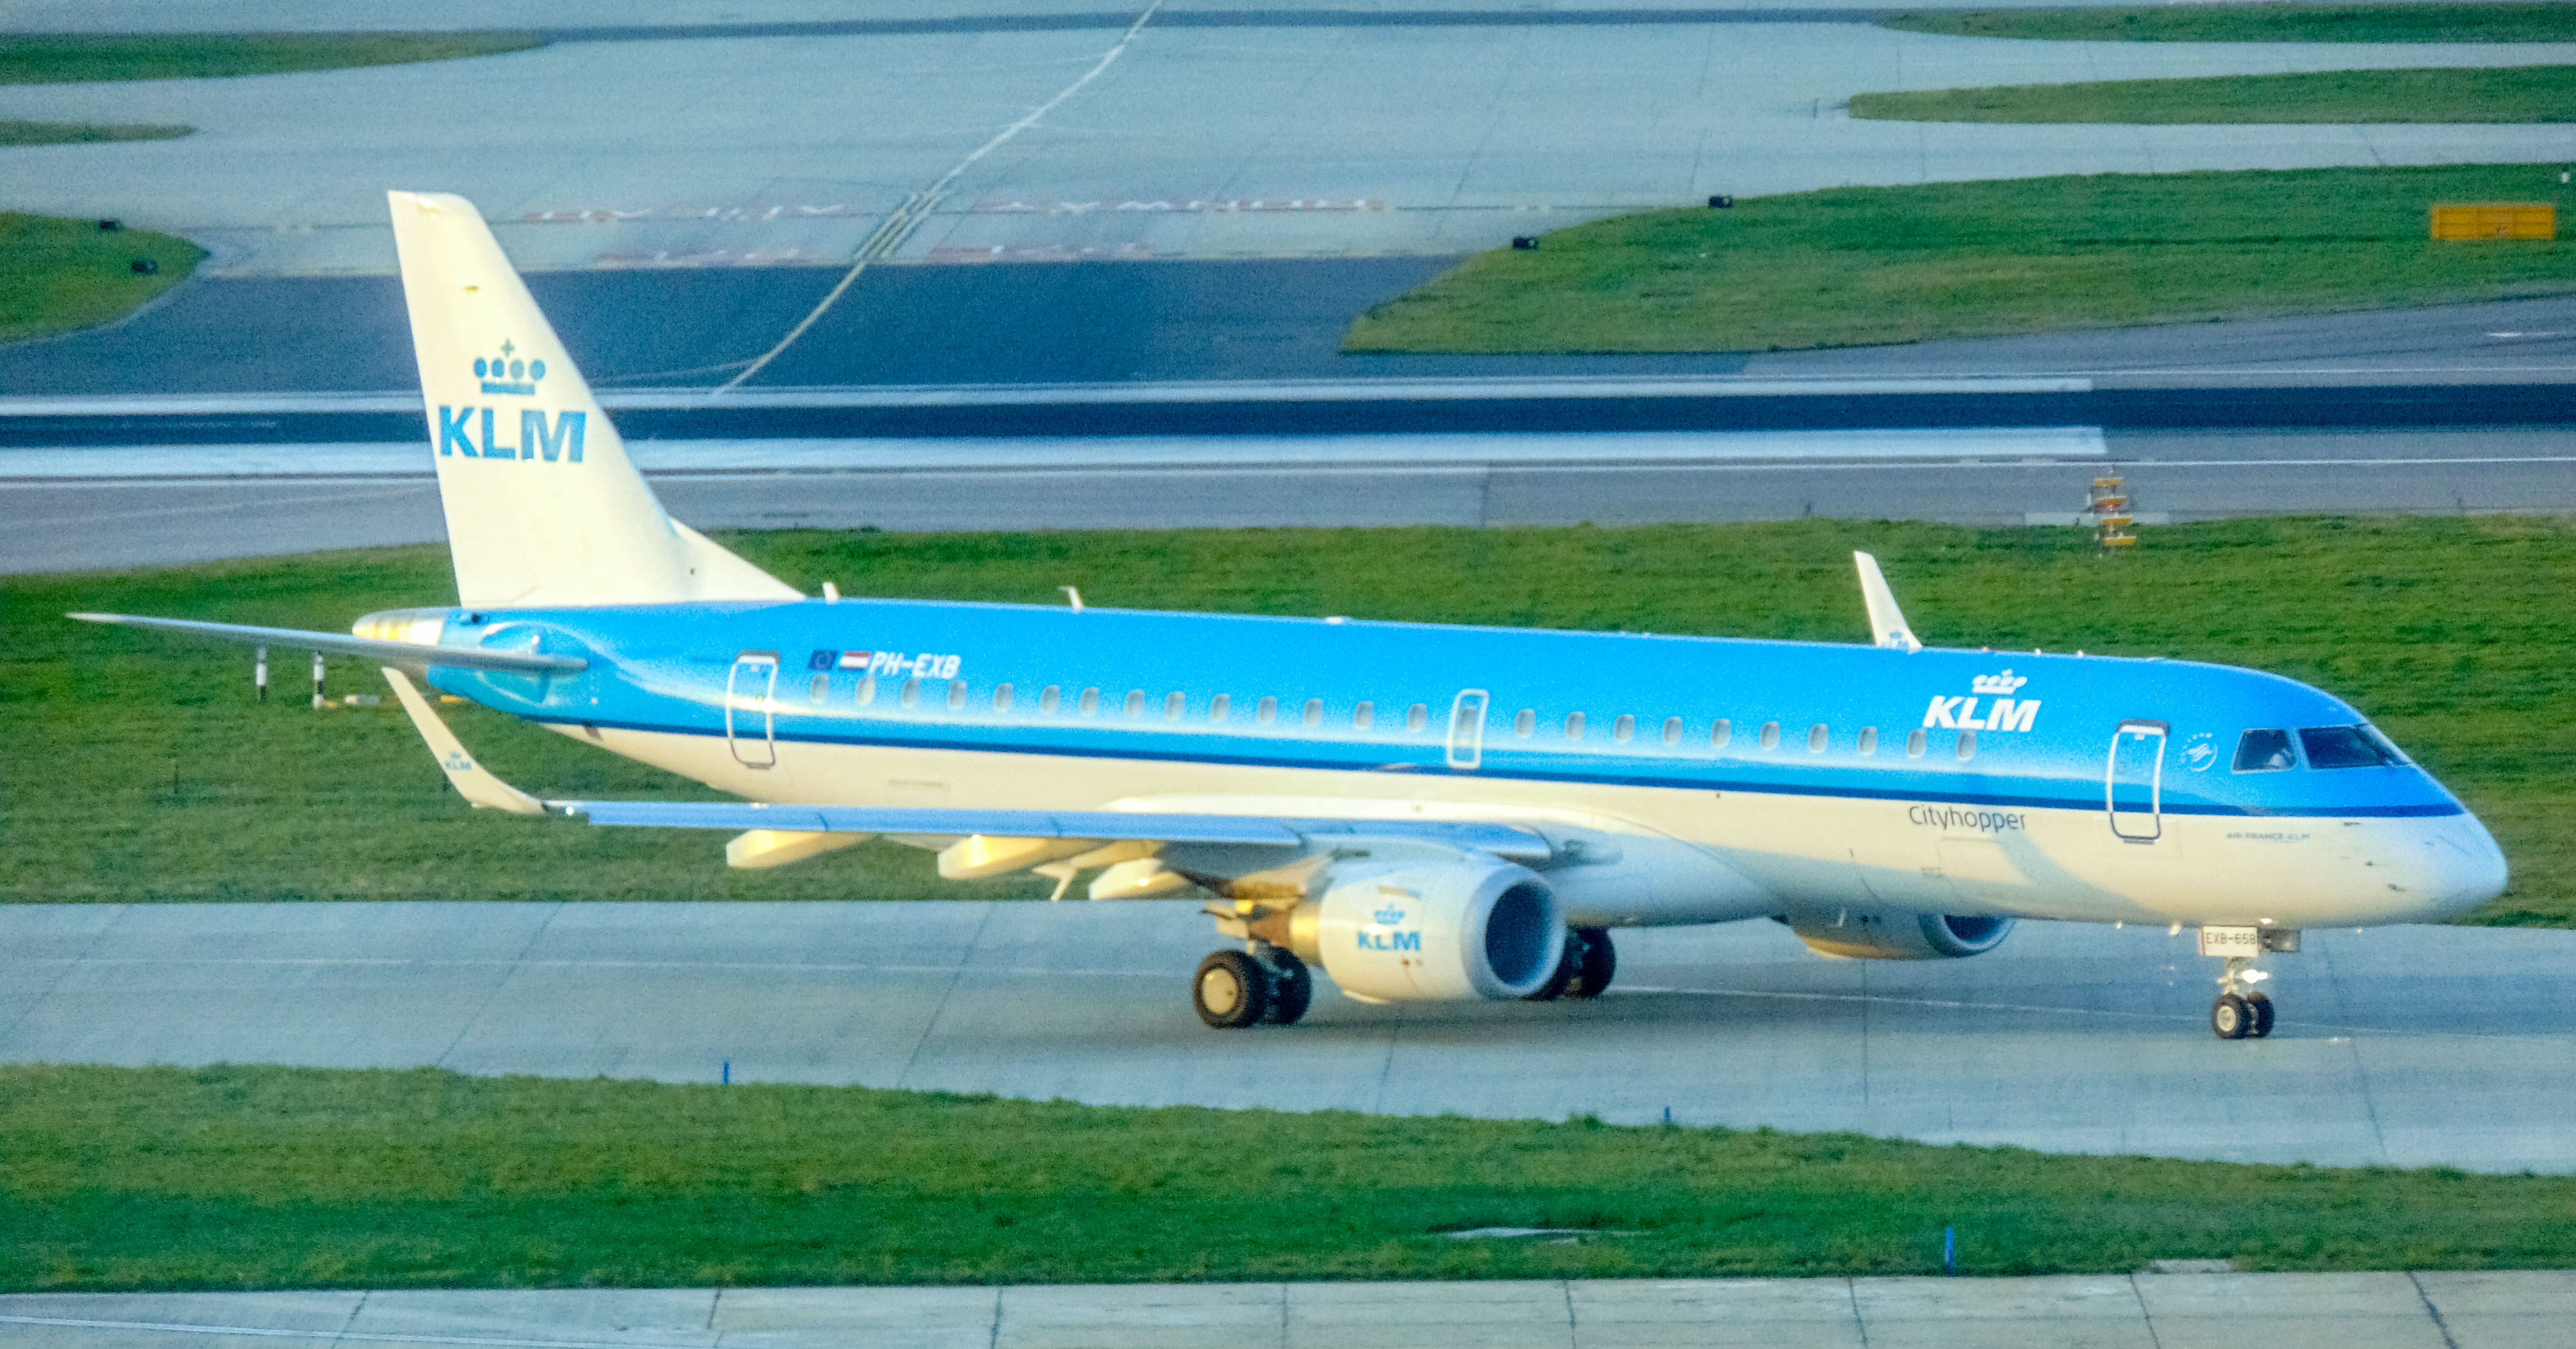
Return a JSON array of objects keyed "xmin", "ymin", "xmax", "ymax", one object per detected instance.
[{"xmin": 439, "ymin": 340, "xmax": 584, "ymax": 463}]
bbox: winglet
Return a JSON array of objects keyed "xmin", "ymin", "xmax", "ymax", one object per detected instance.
[
  {"xmin": 382, "ymin": 667, "xmax": 547, "ymax": 814},
  {"xmin": 1853, "ymin": 552, "xmax": 1922, "ymax": 653}
]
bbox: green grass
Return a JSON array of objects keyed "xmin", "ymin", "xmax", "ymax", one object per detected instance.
[
  {"xmin": 8, "ymin": 516, "xmax": 2576, "ymax": 925},
  {"xmin": 1880, "ymin": 3, "xmax": 2576, "ymax": 43},
  {"xmin": 0, "ymin": 120, "xmax": 191, "ymax": 145},
  {"xmin": 0, "ymin": 32, "xmax": 545, "ymax": 84},
  {"xmin": 1852, "ymin": 65, "xmax": 2576, "ymax": 124},
  {"xmin": 10, "ymin": 1062, "xmax": 2576, "ymax": 1291},
  {"xmin": 1343, "ymin": 164, "xmax": 2576, "ymax": 354},
  {"xmin": 0, "ymin": 213, "xmax": 206, "ymax": 345}
]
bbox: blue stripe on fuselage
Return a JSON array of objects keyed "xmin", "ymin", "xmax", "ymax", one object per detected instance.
[{"xmin": 426, "ymin": 596, "xmax": 2465, "ymax": 821}]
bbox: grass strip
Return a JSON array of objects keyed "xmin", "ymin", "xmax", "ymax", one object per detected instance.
[
  {"xmin": 0, "ymin": 32, "xmax": 546, "ymax": 84},
  {"xmin": 0, "ymin": 120, "xmax": 191, "ymax": 145},
  {"xmin": 0, "ymin": 213, "xmax": 205, "ymax": 345},
  {"xmin": 1879, "ymin": 3, "xmax": 2576, "ymax": 43},
  {"xmin": 1852, "ymin": 65, "xmax": 2576, "ymax": 124},
  {"xmin": 10, "ymin": 1062, "xmax": 2576, "ymax": 1291},
  {"xmin": 7, "ymin": 516, "xmax": 2574, "ymax": 925},
  {"xmin": 1342, "ymin": 164, "xmax": 2576, "ymax": 354}
]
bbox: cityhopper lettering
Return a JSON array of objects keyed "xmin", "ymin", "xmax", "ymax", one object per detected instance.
[{"xmin": 437, "ymin": 406, "xmax": 587, "ymax": 463}]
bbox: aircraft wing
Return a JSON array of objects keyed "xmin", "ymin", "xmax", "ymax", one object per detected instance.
[{"xmin": 564, "ymin": 799, "xmax": 1552, "ymax": 861}]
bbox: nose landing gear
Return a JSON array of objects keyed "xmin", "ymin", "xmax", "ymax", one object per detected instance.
[{"xmin": 2209, "ymin": 956, "xmax": 2276, "ymax": 1040}]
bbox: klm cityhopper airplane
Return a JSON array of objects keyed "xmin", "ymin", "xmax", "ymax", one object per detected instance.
[{"xmin": 78, "ymin": 191, "xmax": 2508, "ymax": 1040}]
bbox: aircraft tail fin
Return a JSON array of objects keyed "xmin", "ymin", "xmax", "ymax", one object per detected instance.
[{"xmin": 387, "ymin": 190, "xmax": 798, "ymax": 608}]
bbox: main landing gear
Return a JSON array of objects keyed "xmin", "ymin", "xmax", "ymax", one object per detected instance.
[
  {"xmin": 1525, "ymin": 926, "xmax": 1615, "ymax": 1002},
  {"xmin": 2209, "ymin": 955, "xmax": 2277, "ymax": 1041},
  {"xmin": 1192, "ymin": 945, "xmax": 1313, "ymax": 1029}
]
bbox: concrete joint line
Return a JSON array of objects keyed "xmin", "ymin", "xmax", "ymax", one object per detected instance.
[
  {"xmin": 717, "ymin": 1, "xmax": 1162, "ymax": 394},
  {"xmin": 2408, "ymin": 1271, "xmax": 2463, "ymax": 1349}
]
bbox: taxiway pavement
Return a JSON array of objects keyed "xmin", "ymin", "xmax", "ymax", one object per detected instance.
[
  {"xmin": 8, "ymin": 1270, "xmax": 2570, "ymax": 1348},
  {"xmin": 8, "ymin": 899, "xmax": 2575, "ymax": 1172}
]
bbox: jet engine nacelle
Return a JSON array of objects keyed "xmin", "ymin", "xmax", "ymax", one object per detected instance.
[
  {"xmin": 1789, "ymin": 910, "xmax": 2014, "ymax": 960},
  {"xmin": 1311, "ymin": 858, "xmax": 1565, "ymax": 1001}
]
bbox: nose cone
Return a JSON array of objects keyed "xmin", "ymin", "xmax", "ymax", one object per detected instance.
[{"xmin": 2432, "ymin": 812, "xmax": 2510, "ymax": 918}]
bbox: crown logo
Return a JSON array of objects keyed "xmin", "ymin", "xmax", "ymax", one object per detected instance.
[
  {"xmin": 1373, "ymin": 905, "xmax": 1406, "ymax": 925},
  {"xmin": 471, "ymin": 339, "xmax": 547, "ymax": 393},
  {"xmin": 1971, "ymin": 669, "xmax": 2028, "ymax": 696}
]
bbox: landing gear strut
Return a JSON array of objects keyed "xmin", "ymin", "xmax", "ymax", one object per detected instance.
[
  {"xmin": 1192, "ymin": 945, "xmax": 1312, "ymax": 1029},
  {"xmin": 2209, "ymin": 956, "xmax": 2276, "ymax": 1041},
  {"xmin": 1525, "ymin": 926, "xmax": 1616, "ymax": 1002}
]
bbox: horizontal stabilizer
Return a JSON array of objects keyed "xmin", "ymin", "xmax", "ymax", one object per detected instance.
[{"xmin": 69, "ymin": 612, "xmax": 586, "ymax": 674}]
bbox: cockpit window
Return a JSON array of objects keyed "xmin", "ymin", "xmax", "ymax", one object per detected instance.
[
  {"xmin": 2232, "ymin": 728, "xmax": 2295, "ymax": 773},
  {"xmin": 2300, "ymin": 725, "xmax": 2399, "ymax": 770}
]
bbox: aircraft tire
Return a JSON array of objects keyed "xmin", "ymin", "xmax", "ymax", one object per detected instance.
[
  {"xmin": 1565, "ymin": 927, "xmax": 1616, "ymax": 1000},
  {"xmin": 2247, "ymin": 992, "xmax": 2275, "ymax": 1038},
  {"xmin": 1263, "ymin": 952, "xmax": 1314, "ymax": 1026},
  {"xmin": 1193, "ymin": 950, "xmax": 1269, "ymax": 1029},
  {"xmin": 2211, "ymin": 993, "xmax": 2252, "ymax": 1040},
  {"xmin": 1524, "ymin": 935, "xmax": 1578, "ymax": 1002}
]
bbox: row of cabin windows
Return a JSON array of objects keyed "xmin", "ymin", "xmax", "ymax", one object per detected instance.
[{"xmin": 798, "ymin": 671, "xmax": 1976, "ymax": 760}]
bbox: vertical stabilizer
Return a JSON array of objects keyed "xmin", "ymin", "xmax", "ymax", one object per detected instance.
[{"xmin": 388, "ymin": 190, "xmax": 798, "ymax": 607}]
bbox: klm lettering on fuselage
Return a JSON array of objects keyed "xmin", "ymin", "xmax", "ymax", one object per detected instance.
[
  {"xmin": 437, "ymin": 343, "xmax": 585, "ymax": 463},
  {"xmin": 1923, "ymin": 668, "xmax": 2040, "ymax": 733}
]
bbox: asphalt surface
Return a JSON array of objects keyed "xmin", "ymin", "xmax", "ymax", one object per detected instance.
[
  {"xmin": 7, "ymin": 8, "xmax": 2573, "ymax": 274},
  {"xmin": 9, "ymin": 900, "xmax": 2576, "ymax": 1172},
  {"xmin": 8, "ymin": 1272, "xmax": 2569, "ymax": 1348},
  {"xmin": 11, "ymin": 266, "xmax": 2576, "ymax": 397}
]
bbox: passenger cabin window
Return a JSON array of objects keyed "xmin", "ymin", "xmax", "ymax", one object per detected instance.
[
  {"xmin": 1166, "ymin": 691, "xmax": 1185, "ymax": 719},
  {"xmin": 1078, "ymin": 687, "xmax": 1100, "ymax": 715},
  {"xmin": 1906, "ymin": 728, "xmax": 1926, "ymax": 757},
  {"xmin": 1406, "ymin": 704, "xmax": 1428, "ymax": 732},
  {"xmin": 1257, "ymin": 696, "xmax": 1278, "ymax": 724},
  {"xmin": 2300, "ymin": 725, "xmax": 2399, "ymax": 770},
  {"xmin": 2233, "ymin": 729, "xmax": 2296, "ymax": 773},
  {"xmin": 1759, "ymin": 721, "xmax": 1780, "ymax": 751},
  {"xmin": 1565, "ymin": 712, "xmax": 1586, "ymax": 740},
  {"xmin": 1956, "ymin": 730, "xmax": 1977, "ymax": 761},
  {"xmin": 994, "ymin": 683, "xmax": 1014, "ymax": 712},
  {"xmin": 809, "ymin": 673, "xmax": 829, "ymax": 703},
  {"xmin": 900, "ymin": 678, "xmax": 922, "ymax": 708},
  {"xmin": 1039, "ymin": 685, "xmax": 1060, "ymax": 713},
  {"xmin": 948, "ymin": 680, "xmax": 967, "ymax": 710},
  {"xmin": 1710, "ymin": 719, "xmax": 1731, "ymax": 748},
  {"xmin": 1355, "ymin": 702, "xmax": 1374, "ymax": 728},
  {"xmin": 1612, "ymin": 714, "xmax": 1634, "ymax": 743},
  {"xmin": 1303, "ymin": 698, "xmax": 1323, "ymax": 726},
  {"xmin": 1808, "ymin": 723, "xmax": 1828, "ymax": 753},
  {"xmin": 857, "ymin": 676, "xmax": 876, "ymax": 706},
  {"xmin": 1125, "ymin": 690, "xmax": 1146, "ymax": 716},
  {"xmin": 1661, "ymin": 717, "xmax": 1683, "ymax": 745},
  {"xmin": 1858, "ymin": 726, "xmax": 1878, "ymax": 756},
  {"xmin": 1514, "ymin": 709, "xmax": 1535, "ymax": 736},
  {"xmin": 1210, "ymin": 694, "xmax": 1230, "ymax": 722}
]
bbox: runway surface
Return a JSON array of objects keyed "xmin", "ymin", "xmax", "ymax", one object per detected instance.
[
  {"xmin": 9, "ymin": 266, "xmax": 2576, "ymax": 396},
  {"xmin": 8, "ymin": 900, "xmax": 2575, "ymax": 1172},
  {"xmin": 10, "ymin": 425, "xmax": 2573, "ymax": 574},
  {"xmin": 8, "ymin": 1271, "xmax": 2569, "ymax": 1349},
  {"xmin": 7, "ymin": 4, "xmax": 2573, "ymax": 275}
]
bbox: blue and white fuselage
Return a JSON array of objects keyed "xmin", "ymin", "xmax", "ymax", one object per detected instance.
[{"xmin": 75, "ymin": 190, "xmax": 2508, "ymax": 1037}]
